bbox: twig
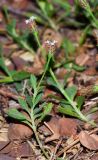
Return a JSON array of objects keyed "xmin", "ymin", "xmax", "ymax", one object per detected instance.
[
  {"xmin": 57, "ymin": 128, "xmax": 98, "ymax": 157},
  {"xmin": 0, "ymin": 87, "xmax": 25, "ymax": 100},
  {"xmin": 50, "ymin": 138, "xmax": 62, "ymax": 160},
  {"xmin": 44, "ymin": 122, "xmax": 54, "ymax": 134}
]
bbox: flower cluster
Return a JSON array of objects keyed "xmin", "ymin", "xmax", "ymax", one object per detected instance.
[
  {"xmin": 44, "ymin": 40, "xmax": 57, "ymax": 53},
  {"xmin": 25, "ymin": 16, "xmax": 37, "ymax": 32},
  {"xmin": 79, "ymin": 0, "xmax": 88, "ymax": 9}
]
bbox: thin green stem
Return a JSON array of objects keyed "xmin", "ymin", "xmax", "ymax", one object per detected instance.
[
  {"xmin": 33, "ymin": 127, "xmax": 49, "ymax": 159},
  {"xmin": 37, "ymin": 52, "xmax": 52, "ymax": 89},
  {"xmin": 30, "ymin": 110, "xmax": 49, "ymax": 159},
  {"xmin": 32, "ymin": 53, "xmax": 52, "ymax": 108},
  {"xmin": 33, "ymin": 31, "xmax": 46, "ymax": 59},
  {"xmin": 34, "ymin": 31, "xmax": 41, "ymax": 48}
]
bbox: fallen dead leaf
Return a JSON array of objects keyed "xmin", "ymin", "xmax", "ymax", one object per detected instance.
[
  {"xmin": 9, "ymin": 0, "xmax": 28, "ymax": 9},
  {"xmin": 0, "ymin": 155, "xmax": 15, "ymax": 160},
  {"xmin": 79, "ymin": 131, "xmax": 98, "ymax": 150},
  {"xmin": 8, "ymin": 122, "xmax": 33, "ymax": 141},
  {"xmin": 0, "ymin": 141, "xmax": 34, "ymax": 158},
  {"xmin": 25, "ymin": 54, "xmax": 43, "ymax": 75},
  {"xmin": 40, "ymin": 117, "xmax": 77, "ymax": 143},
  {"xmin": 0, "ymin": 141, "xmax": 10, "ymax": 151},
  {"xmin": 8, "ymin": 111, "xmax": 33, "ymax": 141},
  {"xmin": 59, "ymin": 117, "xmax": 77, "ymax": 137},
  {"xmin": 75, "ymin": 53, "xmax": 90, "ymax": 66}
]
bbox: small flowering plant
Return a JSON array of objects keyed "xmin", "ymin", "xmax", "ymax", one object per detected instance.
[
  {"xmin": 25, "ymin": 16, "xmax": 37, "ymax": 32},
  {"xmin": 25, "ymin": 16, "xmax": 41, "ymax": 48},
  {"xmin": 7, "ymin": 17, "xmax": 57, "ymax": 158}
]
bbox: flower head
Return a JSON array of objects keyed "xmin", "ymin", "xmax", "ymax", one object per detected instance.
[
  {"xmin": 25, "ymin": 16, "xmax": 36, "ymax": 24},
  {"xmin": 45, "ymin": 40, "xmax": 57, "ymax": 45},
  {"xmin": 44, "ymin": 40, "xmax": 58, "ymax": 53},
  {"xmin": 79, "ymin": 0, "xmax": 89, "ymax": 9},
  {"xmin": 25, "ymin": 16, "xmax": 37, "ymax": 32}
]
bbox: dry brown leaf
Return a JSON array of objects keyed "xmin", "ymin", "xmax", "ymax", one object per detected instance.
[
  {"xmin": 59, "ymin": 118, "xmax": 77, "ymax": 137},
  {"xmin": 0, "ymin": 141, "xmax": 33, "ymax": 158},
  {"xmin": 8, "ymin": 111, "xmax": 33, "ymax": 141},
  {"xmin": 75, "ymin": 53, "xmax": 90, "ymax": 66},
  {"xmin": 40, "ymin": 117, "xmax": 77, "ymax": 143},
  {"xmin": 0, "ymin": 155, "xmax": 15, "ymax": 160},
  {"xmin": 9, "ymin": 0, "xmax": 28, "ymax": 9},
  {"xmin": 8, "ymin": 122, "xmax": 33, "ymax": 141},
  {"xmin": 79, "ymin": 131, "xmax": 98, "ymax": 150},
  {"xmin": 25, "ymin": 54, "xmax": 43, "ymax": 75},
  {"xmin": 0, "ymin": 141, "xmax": 10, "ymax": 151}
]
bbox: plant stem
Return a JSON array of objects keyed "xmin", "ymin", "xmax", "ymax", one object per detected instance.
[
  {"xmin": 87, "ymin": 8, "xmax": 98, "ymax": 28},
  {"xmin": 34, "ymin": 31, "xmax": 41, "ymax": 48},
  {"xmin": 32, "ymin": 52, "xmax": 52, "ymax": 109},
  {"xmin": 50, "ymin": 68, "xmax": 88, "ymax": 122},
  {"xmin": 30, "ymin": 109, "xmax": 49, "ymax": 159},
  {"xmin": 33, "ymin": 31, "xmax": 46, "ymax": 59},
  {"xmin": 33, "ymin": 127, "xmax": 49, "ymax": 159},
  {"xmin": 37, "ymin": 52, "xmax": 52, "ymax": 89},
  {"xmin": 30, "ymin": 53, "xmax": 53, "ymax": 159}
]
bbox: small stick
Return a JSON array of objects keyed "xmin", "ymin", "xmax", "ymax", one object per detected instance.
[
  {"xmin": 44, "ymin": 122, "xmax": 54, "ymax": 134},
  {"xmin": 0, "ymin": 87, "xmax": 25, "ymax": 100},
  {"xmin": 50, "ymin": 138, "xmax": 62, "ymax": 160},
  {"xmin": 58, "ymin": 128, "xmax": 98, "ymax": 156}
]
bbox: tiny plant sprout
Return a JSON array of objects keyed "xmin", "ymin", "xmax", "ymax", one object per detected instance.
[
  {"xmin": 25, "ymin": 16, "xmax": 37, "ymax": 32},
  {"xmin": 44, "ymin": 40, "xmax": 58, "ymax": 53}
]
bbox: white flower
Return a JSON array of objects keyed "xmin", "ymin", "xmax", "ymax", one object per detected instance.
[
  {"xmin": 25, "ymin": 16, "xmax": 36, "ymax": 24},
  {"xmin": 45, "ymin": 40, "xmax": 58, "ymax": 46}
]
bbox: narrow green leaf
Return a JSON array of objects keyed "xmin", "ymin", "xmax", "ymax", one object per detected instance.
[
  {"xmin": 58, "ymin": 105, "xmax": 78, "ymax": 118},
  {"xmin": 18, "ymin": 98, "xmax": 30, "ymax": 113},
  {"xmin": 30, "ymin": 74, "xmax": 37, "ymax": 91},
  {"xmin": 0, "ymin": 46, "xmax": 11, "ymax": 76},
  {"xmin": 26, "ymin": 95, "xmax": 33, "ymax": 108},
  {"xmin": 62, "ymin": 38, "xmax": 75, "ymax": 58},
  {"xmin": 12, "ymin": 71, "xmax": 30, "ymax": 81},
  {"xmin": 7, "ymin": 108, "xmax": 27, "ymax": 120},
  {"xmin": 37, "ymin": 86, "xmax": 44, "ymax": 94},
  {"xmin": 0, "ymin": 76, "xmax": 13, "ymax": 83},
  {"xmin": 65, "ymin": 85, "xmax": 77, "ymax": 100},
  {"xmin": 72, "ymin": 63, "xmax": 85, "ymax": 72},
  {"xmin": 33, "ymin": 93, "xmax": 43, "ymax": 107},
  {"xmin": 76, "ymin": 96, "xmax": 85, "ymax": 109},
  {"xmin": 34, "ymin": 107, "xmax": 42, "ymax": 114},
  {"xmin": 40, "ymin": 103, "xmax": 53, "ymax": 120},
  {"xmin": 6, "ymin": 20, "xmax": 17, "ymax": 37},
  {"xmin": 47, "ymin": 77, "xmax": 58, "ymax": 88}
]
